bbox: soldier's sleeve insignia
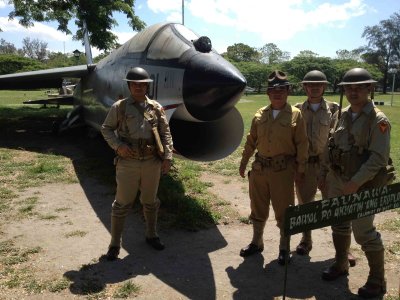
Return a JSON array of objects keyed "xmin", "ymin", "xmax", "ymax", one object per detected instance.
[{"xmin": 378, "ymin": 121, "xmax": 389, "ymax": 133}]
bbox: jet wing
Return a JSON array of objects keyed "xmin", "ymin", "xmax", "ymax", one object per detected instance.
[
  {"xmin": 0, "ymin": 64, "xmax": 96, "ymax": 90},
  {"xmin": 23, "ymin": 96, "xmax": 74, "ymax": 106}
]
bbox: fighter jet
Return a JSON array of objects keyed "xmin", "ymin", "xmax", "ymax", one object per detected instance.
[{"xmin": 0, "ymin": 22, "xmax": 246, "ymax": 161}]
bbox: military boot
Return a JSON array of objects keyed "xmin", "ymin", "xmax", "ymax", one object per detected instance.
[
  {"xmin": 322, "ymin": 233, "xmax": 350, "ymax": 281},
  {"xmin": 107, "ymin": 216, "xmax": 125, "ymax": 260},
  {"xmin": 240, "ymin": 220, "xmax": 265, "ymax": 257},
  {"xmin": 296, "ymin": 231, "xmax": 312, "ymax": 255},
  {"xmin": 358, "ymin": 249, "xmax": 386, "ymax": 298},
  {"xmin": 110, "ymin": 216, "xmax": 125, "ymax": 248},
  {"xmin": 143, "ymin": 203, "xmax": 165, "ymax": 250}
]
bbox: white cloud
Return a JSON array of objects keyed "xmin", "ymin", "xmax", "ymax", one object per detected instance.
[
  {"xmin": 146, "ymin": 0, "xmax": 369, "ymax": 41},
  {"xmin": 0, "ymin": 0, "xmax": 9, "ymax": 8},
  {"xmin": 147, "ymin": 0, "xmax": 182, "ymax": 13},
  {"xmin": 0, "ymin": 17, "xmax": 71, "ymax": 42},
  {"xmin": 113, "ymin": 30, "xmax": 137, "ymax": 44}
]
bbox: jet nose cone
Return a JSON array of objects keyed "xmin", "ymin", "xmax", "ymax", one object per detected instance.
[{"xmin": 183, "ymin": 52, "xmax": 246, "ymax": 121}]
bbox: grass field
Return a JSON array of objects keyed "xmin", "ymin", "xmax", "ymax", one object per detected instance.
[
  {"xmin": 0, "ymin": 89, "xmax": 399, "ymax": 225},
  {"xmin": 206, "ymin": 91, "xmax": 400, "ymax": 180},
  {"xmin": 1, "ymin": 89, "xmax": 399, "ymax": 178}
]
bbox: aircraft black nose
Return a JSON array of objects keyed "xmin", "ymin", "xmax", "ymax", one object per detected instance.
[{"xmin": 183, "ymin": 52, "xmax": 246, "ymax": 121}]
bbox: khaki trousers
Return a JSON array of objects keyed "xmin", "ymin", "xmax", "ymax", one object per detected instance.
[
  {"xmin": 110, "ymin": 156, "xmax": 161, "ymax": 247},
  {"xmin": 326, "ymin": 171, "xmax": 384, "ymax": 252},
  {"xmin": 295, "ymin": 161, "xmax": 326, "ymax": 243},
  {"xmin": 249, "ymin": 163, "xmax": 295, "ymax": 250}
]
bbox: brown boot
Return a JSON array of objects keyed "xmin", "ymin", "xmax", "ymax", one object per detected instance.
[
  {"xmin": 322, "ymin": 233, "xmax": 350, "ymax": 281},
  {"xmin": 358, "ymin": 249, "xmax": 386, "ymax": 298},
  {"xmin": 251, "ymin": 220, "xmax": 266, "ymax": 248},
  {"xmin": 110, "ymin": 216, "xmax": 125, "ymax": 248},
  {"xmin": 296, "ymin": 232, "xmax": 312, "ymax": 255}
]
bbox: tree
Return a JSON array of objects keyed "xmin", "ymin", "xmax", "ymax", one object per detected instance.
[
  {"xmin": 281, "ymin": 55, "xmax": 335, "ymax": 89},
  {"xmin": 295, "ymin": 50, "xmax": 319, "ymax": 58},
  {"xmin": 21, "ymin": 37, "xmax": 48, "ymax": 61},
  {"xmin": 259, "ymin": 43, "xmax": 290, "ymax": 65},
  {"xmin": 0, "ymin": 54, "xmax": 44, "ymax": 75},
  {"xmin": 232, "ymin": 61, "xmax": 271, "ymax": 92},
  {"xmin": 8, "ymin": 0, "xmax": 146, "ymax": 51},
  {"xmin": 0, "ymin": 39, "xmax": 17, "ymax": 54},
  {"xmin": 335, "ymin": 49, "xmax": 363, "ymax": 61},
  {"xmin": 362, "ymin": 11, "xmax": 400, "ymax": 93},
  {"xmin": 223, "ymin": 43, "xmax": 260, "ymax": 62}
]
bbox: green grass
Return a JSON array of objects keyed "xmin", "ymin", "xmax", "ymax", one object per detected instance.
[
  {"xmin": 206, "ymin": 92, "xmax": 400, "ymax": 179},
  {"xmin": 64, "ymin": 230, "xmax": 87, "ymax": 238},
  {"xmin": 158, "ymin": 160, "xmax": 229, "ymax": 230},
  {"xmin": 113, "ymin": 281, "xmax": 140, "ymax": 298},
  {"xmin": 0, "ymin": 89, "xmax": 60, "ymax": 105}
]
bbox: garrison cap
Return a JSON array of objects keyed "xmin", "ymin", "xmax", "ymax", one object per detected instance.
[
  {"xmin": 338, "ymin": 67, "xmax": 377, "ymax": 85},
  {"xmin": 124, "ymin": 67, "xmax": 153, "ymax": 83},
  {"xmin": 267, "ymin": 70, "xmax": 290, "ymax": 89}
]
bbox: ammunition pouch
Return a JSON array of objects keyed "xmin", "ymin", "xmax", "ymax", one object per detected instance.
[
  {"xmin": 255, "ymin": 153, "xmax": 294, "ymax": 172},
  {"xmin": 329, "ymin": 145, "xmax": 396, "ymax": 187},
  {"xmin": 120, "ymin": 138, "xmax": 157, "ymax": 160},
  {"xmin": 329, "ymin": 146, "xmax": 369, "ymax": 180}
]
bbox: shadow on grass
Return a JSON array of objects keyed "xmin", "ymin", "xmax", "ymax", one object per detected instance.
[{"xmin": 0, "ymin": 106, "xmax": 227, "ymax": 299}]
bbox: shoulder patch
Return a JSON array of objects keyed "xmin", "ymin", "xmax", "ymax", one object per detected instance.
[{"xmin": 378, "ymin": 120, "xmax": 389, "ymax": 133}]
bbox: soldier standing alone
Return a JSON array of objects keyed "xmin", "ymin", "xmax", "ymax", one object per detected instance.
[
  {"xmin": 239, "ymin": 70, "xmax": 308, "ymax": 265},
  {"xmin": 320, "ymin": 68, "xmax": 391, "ymax": 298},
  {"xmin": 101, "ymin": 67, "xmax": 173, "ymax": 261}
]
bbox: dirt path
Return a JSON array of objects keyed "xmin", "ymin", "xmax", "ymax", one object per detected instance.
[{"xmin": 1, "ymin": 173, "xmax": 399, "ymax": 299}]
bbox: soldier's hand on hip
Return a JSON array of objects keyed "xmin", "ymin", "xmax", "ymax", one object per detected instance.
[
  {"xmin": 161, "ymin": 159, "xmax": 171, "ymax": 175},
  {"xmin": 116, "ymin": 144, "xmax": 134, "ymax": 158},
  {"xmin": 343, "ymin": 180, "xmax": 360, "ymax": 195}
]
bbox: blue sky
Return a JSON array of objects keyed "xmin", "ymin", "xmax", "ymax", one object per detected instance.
[{"xmin": 0, "ymin": 0, "xmax": 399, "ymax": 59}]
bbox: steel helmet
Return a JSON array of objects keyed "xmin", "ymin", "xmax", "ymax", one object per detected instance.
[
  {"xmin": 301, "ymin": 70, "xmax": 328, "ymax": 83},
  {"xmin": 124, "ymin": 67, "xmax": 153, "ymax": 82},
  {"xmin": 338, "ymin": 68, "xmax": 377, "ymax": 85}
]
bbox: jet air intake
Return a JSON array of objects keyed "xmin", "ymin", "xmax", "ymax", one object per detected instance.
[
  {"xmin": 182, "ymin": 51, "xmax": 247, "ymax": 122},
  {"xmin": 170, "ymin": 49, "xmax": 246, "ymax": 161}
]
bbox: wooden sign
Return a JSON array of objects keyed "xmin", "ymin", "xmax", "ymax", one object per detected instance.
[{"xmin": 284, "ymin": 183, "xmax": 400, "ymax": 236}]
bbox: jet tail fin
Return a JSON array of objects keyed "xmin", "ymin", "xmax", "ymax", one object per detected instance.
[{"xmin": 83, "ymin": 20, "xmax": 93, "ymax": 65}]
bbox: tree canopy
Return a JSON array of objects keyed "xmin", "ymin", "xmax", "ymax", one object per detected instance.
[
  {"xmin": 362, "ymin": 11, "xmax": 400, "ymax": 93},
  {"xmin": 258, "ymin": 43, "xmax": 290, "ymax": 65},
  {"xmin": 8, "ymin": 0, "xmax": 146, "ymax": 51},
  {"xmin": 0, "ymin": 54, "xmax": 44, "ymax": 75},
  {"xmin": 223, "ymin": 43, "xmax": 260, "ymax": 62}
]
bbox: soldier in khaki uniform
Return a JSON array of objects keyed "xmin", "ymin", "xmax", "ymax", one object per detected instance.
[
  {"xmin": 239, "ymin": 70, "xmax": 308, "ymax": 265},
  {"xmin": 294, "ymin": 70, "xmax": 339, "ymax": 255},
  {"xmin": 101, "ymin": 67, "xmax": 173, "ymax": 261},
  {"xmin": 320, "ymin": 68, "xmax": 391, "ymax": 298}
]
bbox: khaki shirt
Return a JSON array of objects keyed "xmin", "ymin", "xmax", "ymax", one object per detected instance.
[
  {"xmin": 101, "ymin": 96, "xmax": 174, "ymax": 160},
  {"xmin": 295, "ymin": 99, "xmax": 339, "ymax": 157},
  {"xmin": 327, "ymin": 101, "xmax": 391, "ymax": 186},
  {"xmin": 240, "ymin": 103, "xmax": 309, "ymax": 173}
]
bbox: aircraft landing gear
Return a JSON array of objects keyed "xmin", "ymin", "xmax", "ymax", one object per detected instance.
[{"xmin": 52, "ymin": 105, "xmax": 84, "ymax": 135}]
